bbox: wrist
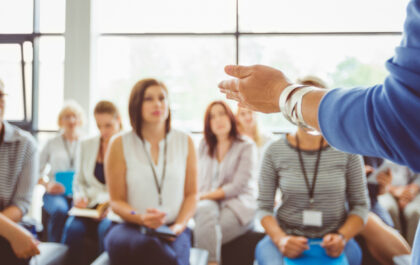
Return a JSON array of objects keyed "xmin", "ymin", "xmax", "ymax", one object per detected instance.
[{"xmin": 336, "ymin": 231, "xmax": 348, "ymax": 244}]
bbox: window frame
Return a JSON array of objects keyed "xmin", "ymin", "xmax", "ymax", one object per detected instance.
[
  {"xmin": 0, "ymin": 0, "xmax": 64, "ymax": 133},
  {"xmin": 98, "ymin": 0, "xmax": 402, "ymax": 133}
]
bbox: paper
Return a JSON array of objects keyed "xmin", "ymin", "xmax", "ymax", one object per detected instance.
[{"xmin": 284, "ymin": 238, "xmax": 349, "ymax": 265}]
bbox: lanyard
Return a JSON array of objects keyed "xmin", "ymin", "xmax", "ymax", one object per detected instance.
[
  {"xmin": 296, "ymin": 136, "xmax": 324, "ymax": 205},
  {"xmin": 141, "ymin": 136, "xmax": 168, "ymax": 206},
  {"xmin": 62, "ymin": 136, "xmax": 76, "ymax": 168}
]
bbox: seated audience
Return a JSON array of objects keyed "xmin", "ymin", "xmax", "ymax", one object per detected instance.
[
  {"xmin": 0, "ymin": 79, "xmax": 40, "ymax": 264},
  {"xmin": 61, "ymin": 101, "xmax": 122, "ymax": 265},
  {"xmin": 40, "ymin": 100, "xmax": 84, "ymax": 242},
  {"xmin": 377, "ymin": 161, "xmax": 420, "ymax": 246},
  {"xmin": 255, "ymin": 77, "xmax": 369, "ymax": 265},
  {"xmin": 194, "ymin": 101, "xmax": 257, "ymax": 265},
  {"xmin": 104, "ymin": 79, "xmax": 197, "ymax": 265}
]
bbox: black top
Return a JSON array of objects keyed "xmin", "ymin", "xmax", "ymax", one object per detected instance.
[{"xmin": 94, "ymin": 162, "xmax": 105, "ymax": 184}]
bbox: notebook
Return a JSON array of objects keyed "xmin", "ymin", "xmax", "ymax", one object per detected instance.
[
  {"xmin": 69, "ymin": 203, "xmax": 110, "ymax": 219},
  {"xmin": 55, "ymin": 171, "xmax": 75, "ymax": 197},
  {"xmin": 284, "ymin": 239, "xmax": 349, "ymax": 265}
]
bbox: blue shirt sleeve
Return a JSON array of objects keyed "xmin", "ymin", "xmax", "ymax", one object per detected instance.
[{"xmin": 318, "ymin": 0, "xmax": 420, "ymax": 173}]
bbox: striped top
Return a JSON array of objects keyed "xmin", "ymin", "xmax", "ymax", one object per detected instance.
[
  {"xmin": 257, "ymin": 136, "xmax": 369, "ymax": 238},
  {"xmin": 0, "ymin": 121, "xmax": 38, "ymax": 215}
]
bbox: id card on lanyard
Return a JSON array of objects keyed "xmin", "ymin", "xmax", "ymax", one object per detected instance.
[{"xmin": 296, "ymin": 135, "xmax": 324, "ymax": 228}]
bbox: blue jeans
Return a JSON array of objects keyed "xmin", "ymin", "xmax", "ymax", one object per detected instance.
[
  {"xmin": 371, "ymin": 201, "xmax": 394, "ymax": 227},
  {"xmin": 413, "ymin": 221, "xmax": 420, "ymax": 265},
  {"xmin": 43, "ymin": 193, "xmax": 72, "ymax": 242},
  {"xmin": 105, "ymin": 223, "xmax": 191, "ymax": 265},
  {"xmin": 255, "ymin": 235, "xmax": 362, "ymax": 265},
  {"xmin": 61, "ymin": 216, "xmax": 112, "ymax": 265}
]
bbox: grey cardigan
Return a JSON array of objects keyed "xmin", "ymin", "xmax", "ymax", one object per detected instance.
[{"xmin": 198, "ymin": 137, "xmax": 257, "ymax": 225}]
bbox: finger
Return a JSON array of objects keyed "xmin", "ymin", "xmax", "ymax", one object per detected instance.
[
  {"xmin": 226, "ymin": 91, "xmax": 241, "ymax": 101},
  {"xmin": 224, "ymin": 65, "xmax": 253, "ymax": 79},
  {"xmin": 218, "ymin": 79, "xmax": 239, "ymax": 92}
]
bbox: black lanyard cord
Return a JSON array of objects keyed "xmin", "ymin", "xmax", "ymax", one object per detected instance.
[
  {"xmin": 141, "ymin": 136, "xmax": 168, "ymax": 205},
  {"xmin": 296, "ymin": 136, "xmax": 324, "ymax": 204}
]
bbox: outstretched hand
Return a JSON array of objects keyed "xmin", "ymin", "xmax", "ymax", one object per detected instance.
[{"xmin": 218, "ymin": 64, "xmax": 291, "ymax": 113}]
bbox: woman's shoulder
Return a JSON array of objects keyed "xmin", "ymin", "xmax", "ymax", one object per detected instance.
[{"xmin": 80, "ymin": 135, "xmax": 100, "ymax": 147}]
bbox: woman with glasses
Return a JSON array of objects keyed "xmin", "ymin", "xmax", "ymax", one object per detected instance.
[{"xmin": 40, "ymin": 101, "xmax": 85, "ymax": 242}]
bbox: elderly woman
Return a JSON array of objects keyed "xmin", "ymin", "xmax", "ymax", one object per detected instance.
[{"xmin": 40, "ymin": 100, "xmax": 85, "ymax": 242}]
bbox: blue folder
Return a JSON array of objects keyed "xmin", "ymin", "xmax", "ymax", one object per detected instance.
[
  {"xmin": 284, "ymin": 239, "xmax": 349, "ymax": 265},
  {"xmin": 55, "ymin": 171, "xmax": 75, "ymax": 197}
]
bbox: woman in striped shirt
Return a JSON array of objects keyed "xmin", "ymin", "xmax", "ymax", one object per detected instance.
[
  {"xmin": 255, "ymin": 124, "xmax": 369, "ymax": 265},
  {"xmin": 255, "ymin": 76, "xmax": 370, "ymax": 265}
]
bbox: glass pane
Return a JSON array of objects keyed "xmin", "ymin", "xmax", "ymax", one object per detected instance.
[
  {"xmin": 24, "ymin": 41, "xmax": 33, "ymax": 120},
  {"xmin": 40, "ymin": 0, "xmax": 66, "ymax": 33},
  {"xmin": 240, "ymin": 35, "xmax": 401, "ymax": 131},
  {"xmin": 97, "ymin": 0, "xmax": 236, "ymax": 33},
  {"xmin": 239, "ymin": 0, "xmax": 408, "ymax": 32},
  {"xmin": 38, "ymin": 37, "xmax": 65, "ymax": 130},
  {"xmin": 0, "ymin": 0, "xmax": 33, "ymax": 33},
  {"xmin": 95, "ymin": 36, "xmax": 235, "ymax": 132},
  {"xmin": 0, "ymin": 44, "xmax": 25, "ymax": 120}
]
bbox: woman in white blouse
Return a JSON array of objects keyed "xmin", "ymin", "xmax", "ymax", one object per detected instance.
[
  {"xmin": 61, "ymin": 100, "xmax": 122, "ymax": 265},
  {"xmin": 105, "ymin": 79, "xmax": 197, "ymax": 265},
  {"xmin": 40, "ymin": 101, "xmax": 85, "ymax": 242}
]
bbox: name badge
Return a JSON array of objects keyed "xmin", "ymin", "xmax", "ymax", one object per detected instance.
[{"xmin": 303, "ymin": 210, "xmax": 323, "ymax": 227}]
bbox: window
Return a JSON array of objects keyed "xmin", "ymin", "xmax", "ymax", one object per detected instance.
[
  {"xmin": 92, "ymin": 0, "xmax": 405, "ymax": 133},
  {"xmin": 0, "ymin": 0, "xmax": 65, "ymax": 132}
]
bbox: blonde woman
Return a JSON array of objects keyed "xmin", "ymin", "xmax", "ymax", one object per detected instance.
[
  {"xmin": 236, "ymin": 107, "xmax": 273, "ymax": 160},
  {"xmin": 40, "ymin": 100, "xmax": 85, "ymax": 242}
]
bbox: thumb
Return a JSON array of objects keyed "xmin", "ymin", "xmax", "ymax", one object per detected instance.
[{"xmin": 224, "ymin": 65, "xmax": 253, "ymax": 78}]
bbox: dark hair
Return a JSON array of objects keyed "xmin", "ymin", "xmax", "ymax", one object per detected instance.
[
  {"xmin": 203, "ymin": 101, "xmax": 240, "ymax": 157},
  {"xmin": 94, "ymin": 100, "xmax": 123, "ymax": 129},
  {"xmin": 128, "ymin": 78, "xmax": 171, "ymax": 139}
]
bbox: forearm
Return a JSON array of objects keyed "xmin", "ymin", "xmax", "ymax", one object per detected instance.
[
  {"xmin": 110, "ymin": 200, "xmax": 142, "ymax": 225},
  {"xmin": 337, "ymin": 215, "xmax": 365, "ymax": 241},
  {"xmin": 0, "ymin": 213, "xmax": 21, "ymax": 241},
  {"xmin": 301, "ymin": 89, "xmax": 327, "ymax": 132},
  {"xmin": 1, "ymin": 205, "xmax": 23, "ymax": 223},
  {"xmin": 261, "ymin": 215, "xmax": 287, "ymax": 241},
  {"xmin": 200, "ymin": 188, "xmax": 225, "ymax": 201},
  {"xmin": 174, "ymin": 194, "xmax": 197, "ymax": 227}
]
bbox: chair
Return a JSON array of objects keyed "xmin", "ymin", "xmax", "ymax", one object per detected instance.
[
  {"xmin": 91, "ymin": 248, "xmax": 209, "ymax": 265},
  {"xmin": 221, "ymin": 230, "xmax": 265, "ymax": 265},
  {"xmin": 29, "ymin": 243, "xmax": 68, "ymax": 265}
]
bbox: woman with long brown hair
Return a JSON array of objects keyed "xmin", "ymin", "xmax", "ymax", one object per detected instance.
[
  {"xmin": 194, "ymin": 100, "xmax": 257, "ymax": 265},
  {"xmin": 104, "ymin": 79, "xmax": 197, "ymax": 265}
]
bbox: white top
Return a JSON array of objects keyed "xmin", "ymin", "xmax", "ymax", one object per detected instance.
[
  {"xmin": 73, "ymin": 136, "xmax": 109, "ymax": 208},
  {"xmin": 121, "ymin": 129, "xmax": 189, "ymax": 224},
  {"xmin": 39, "ymin": 133, "xmax": 80, "ymax": 180}
]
